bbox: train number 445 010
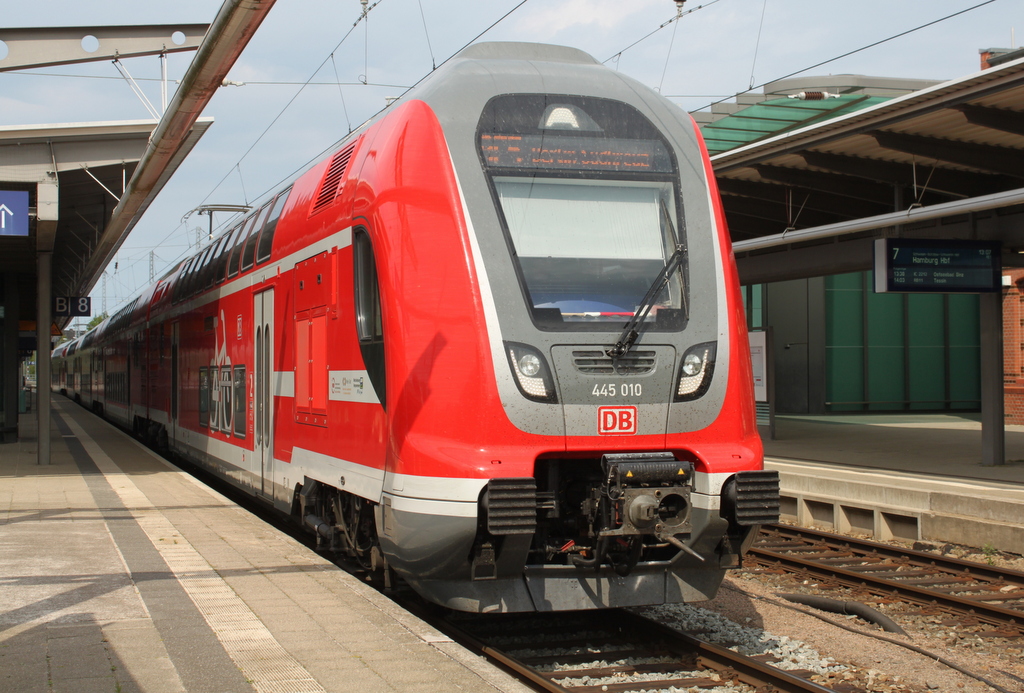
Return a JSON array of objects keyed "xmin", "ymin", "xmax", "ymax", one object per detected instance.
[{"xmin": 592, "ymin": 383, "xmax": 642, "ymax": 397}]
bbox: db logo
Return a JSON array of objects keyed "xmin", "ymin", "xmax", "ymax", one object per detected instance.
[{"xmin": 598, "ymin": 406, "xmax": 638, "ymax": 435}]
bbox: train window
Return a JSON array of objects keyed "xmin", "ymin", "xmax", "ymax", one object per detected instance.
[
  {"xmin": 172, "ymin": 258, "xmax": 193, "ymax": 304},
  {"xmin": 196, "ymin": 245, "xmax": 214, "ymax": 292},
  {"xmin": 179, "ymin": 257, "xmax": 194, "ymax": 298},
  {"xmin": 354, "ymin": 231, "xmax": 383, "ymax": 342},
  {"xmin": 182, "ymin": 251, "xmax": 201, "ymax": 298},
  {"xmin": 191, "ymin": 246, "xmax": 214, "ymax": 296},
  {"xmin": 256, "ymin": 189, "xmax": 290, "ymax": 265},
  {"xmin": 227, "ymin": 218, "xmax": 256, "ymax": 280},
  {"xmin": 241, "ymin": 202, "xmax": 272, "ymax": 273},
  {"xmin": 214, "ymin": 224, "xmax": 242, "ymax": 284},
  {"xmin": 353, "ymin": 229, "xmax": 386, "ymax": 408},
  {"xmin": 202, "ymin": 237, "xmax": 225, "ymax": 290},
  {"xmin": 209, "ymin": 366, "xmax": 220, "ymax": 432},
  {"xmin": 218, "ymin": 366, "xmax": 233, "ymax": 433},
  {"xmin": 494, "ymin": 178, "xmax": 683, "ymax": 324},
  {"xmin": 199, "ymin": 367, "xmax": 210, "ymax": 428},
  {"xmin": 233, "ymin": 365, "xmax": 246, "ymax": 437}
]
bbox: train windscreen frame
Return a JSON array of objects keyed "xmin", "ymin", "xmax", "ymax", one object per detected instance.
[{"xmin": 477, "ymin": 94, "xmax": 687, "ymax": 333}]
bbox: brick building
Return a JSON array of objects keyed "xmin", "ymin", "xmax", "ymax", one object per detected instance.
[{"xmin": 1004, "ymin": 270, "xmax": 1024, "ymax": 424}]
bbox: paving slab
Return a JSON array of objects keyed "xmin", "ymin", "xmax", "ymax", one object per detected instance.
[{"xmin": 1, "ymin": 400, "xmax": 531, "ymax": 693}]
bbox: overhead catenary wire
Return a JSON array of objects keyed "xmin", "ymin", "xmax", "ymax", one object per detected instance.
[
  {"xmin": 417, "ymin": 0, "xmax": 437, "ymax": 70},
  {"xmin": 603, "ymin": 1, "xmax": 721, "ymax": 67},
  {"xmin": 198, "ymin": 0, "xmax": 387, "ymax": 210},
  {"xmin": 208, "ymin": 0, "xmax": 534, "ymax": 218},
  {"xmin": 748, "ymin": 0, "xmax": 768, "ymax": 90},
  {"xmin": 657, "ymin": 4, "xmax": 684, "ymax": 93},
  {"xmin": 691, "ymin": 0, "xmax": 999, "ymax": 113},
  {"xmin": 329, "ymin": 53, "xmax": 353, "ymax": 133},
  {"xmin": 0, "ymin": 71, "xmax": 409, "ymax": 88},
  {"xmin": 91, "ymin": 0, "xmax": 537, "ymax": 318},
  {"xmin": 98, "ymin": 0, "xmax": 997, "ymax": 315}
]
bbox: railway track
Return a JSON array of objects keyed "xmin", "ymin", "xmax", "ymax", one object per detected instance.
[
  {"xmin": 749, "ymin": 524, "xmax": 1024, "ymax": 636},
  {"xmin": 435, "ymin": 608, "xmax": 855, "ymax": 693},
  {"xmin": 178, "ymin": 458, "xmax": 859, "ymax": 692}
]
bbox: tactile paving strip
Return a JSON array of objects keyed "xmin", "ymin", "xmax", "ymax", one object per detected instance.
[{"xmin": 64, "ymin": 415, "xmax": 326, "ymax": 693}]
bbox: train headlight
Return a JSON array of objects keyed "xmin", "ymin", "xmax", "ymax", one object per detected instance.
[
  {"xmin": 682, "ymin": 353, "xmax": 703, "ymax": 377},
  {"xmin": 517, "ymin": 353, "xmax": 541, "ymax": 377},
  {"xmin": 505, "ymin": 342, "xmax": 558, "ymax": 403},
  {"xmin": 675, "ymin": 342, "xmax": 716, "ymax": 401}
]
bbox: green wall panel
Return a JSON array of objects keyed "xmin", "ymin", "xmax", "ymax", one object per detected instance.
[
  {"xmin": 948, "ymin": 293, "xmax": 981, "ymax": 408},
  {"xmin": 826, "ymin": 346, "xmax": 864, "ymax": 411},
  {"xmin": 866, "ymin": 347, "xmax": 904, "ymax": 410},
  {"xmin": 908, "ymin": 294, "xmax": 945, "ymax": 346},
  {"xmin": 822, "ymin": 271, "xmax": 980, "ymax": 412},
  {"xmin": 825, "ymin": 273, "xmax": 865, "ymax": 410},
  {"xmin": 866, "ymin": 292, "xmax": 904, "ymax": 347},
  {"xmin": 908, "ymin": 346, "xmax": 947, "ymax": 409}
]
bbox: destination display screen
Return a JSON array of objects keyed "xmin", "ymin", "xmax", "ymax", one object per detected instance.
[
  {"xmin": 480, "ymin": 134, "xmax": 673, "ymax": 173},
  {"xmin": 873, "ymin": 238, "xmax": 1001, "ymax": 293}
]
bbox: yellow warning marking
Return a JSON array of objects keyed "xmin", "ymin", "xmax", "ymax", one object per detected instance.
[{"xmin": 626, "ymin": 471, "xmax": 633, "ymax": 477}]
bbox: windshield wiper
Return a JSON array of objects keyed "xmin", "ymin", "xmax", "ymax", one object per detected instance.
[{"xmin": 606, "ymin": 242, "xmax": 686, "ymax": 358}]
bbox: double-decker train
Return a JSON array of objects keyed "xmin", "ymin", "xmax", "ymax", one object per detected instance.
[{"xmin": 52, "ymin": 42, "xmax": 778, "ymax": 613}]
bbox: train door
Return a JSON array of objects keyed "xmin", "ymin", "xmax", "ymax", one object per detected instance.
[
  {"xmin": 253, "ymin": 288, "xmax": 274, "ymax": 498},
  {"xmin": 170, "ymin": 323, "xmax": 179, "ymax": 445}
]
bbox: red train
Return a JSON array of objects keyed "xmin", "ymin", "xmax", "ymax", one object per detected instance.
[{"xmin": 52, "ymin": 42, "xmax": 778, "ymax": 612}]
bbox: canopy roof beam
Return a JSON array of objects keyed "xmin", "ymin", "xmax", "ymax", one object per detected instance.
[
  {"xmin": 0, "ymin": 24, "xmax": 208, "ymax": 71},
  {"xmin": 872, "ymin": 131, "xmax": 1024, "ymax": 178}
]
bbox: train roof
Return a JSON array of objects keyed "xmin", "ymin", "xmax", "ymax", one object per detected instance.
[{"xmin": 452, "ymin": 42, "xmax": 599, "ymax": 65}]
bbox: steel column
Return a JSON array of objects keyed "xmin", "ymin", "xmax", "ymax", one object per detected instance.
[
  {"xmin": 1, "ymin": 274, "xmax": 19, "ymax": 442},
  {"xmin": 980, "ymin": 290, "xmax": 1005, "ymax": 466},
  {"xmin": 36, "ymin": 252, "xmax": 51, "ymax": 465}
]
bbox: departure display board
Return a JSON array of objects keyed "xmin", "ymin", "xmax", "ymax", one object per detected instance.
[
  {"xmin": 873, "ymin": 238, "xmax": 1001, "ymax": 293},
  {"xmin": 480, "ymin": 134, "xmax": 672, "ymax": 173}
]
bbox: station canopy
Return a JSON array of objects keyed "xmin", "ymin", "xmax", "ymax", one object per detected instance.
[
  {"xmin": 697, "ymin": 55, "xmax": 1024, "ymax": 284},
  {"xmin": 0, "ymin": 118, "xmax": 210, "ymax": 324}
]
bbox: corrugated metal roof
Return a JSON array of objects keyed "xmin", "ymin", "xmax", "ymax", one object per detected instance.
[{"xmin": 701, "ymin": 95, "xmax": 889, "ymax": 156}]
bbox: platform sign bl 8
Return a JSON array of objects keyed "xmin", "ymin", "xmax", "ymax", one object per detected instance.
[{"xmin": 53, "ymin": 296, "xmax": 92, "ymax": 317}]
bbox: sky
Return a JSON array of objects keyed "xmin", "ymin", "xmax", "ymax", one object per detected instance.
[{"xmin": 1, "ymin": 0, "xmax": 1021, "ymax": 318}]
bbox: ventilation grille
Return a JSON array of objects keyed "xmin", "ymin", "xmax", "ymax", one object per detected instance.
[
  {"xmin": 573, "ymin": 350, "xmax": 657, "ymax": 375},
  {"xmin": 733, "ymin": 470, "xmax": 780, "ymax": 526},
  {"xmin": 309, "ymin": 141, "xmax": 356, "ymax": 216},
  {"xmin": 485, "ymin": 478, "xmax": 537, "ymax": 535}
]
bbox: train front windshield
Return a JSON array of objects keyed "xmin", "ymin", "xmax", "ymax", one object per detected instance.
[
  {"xmin": 495, "ymin": 177, "xmax": 682, "ymax": 325},
  {"xmin": 478, "ymin": 94, "xmax": 687, "ymax": 332}
]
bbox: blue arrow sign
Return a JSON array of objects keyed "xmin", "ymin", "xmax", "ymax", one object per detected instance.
[{"xmin": 0, "ymin": 190, "xmax": 29, "ymax": 237}]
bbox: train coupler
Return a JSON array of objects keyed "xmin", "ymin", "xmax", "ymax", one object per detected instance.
[{"xmin": 600, "ymin": 452, "xmax": 694, "ymax": 538}]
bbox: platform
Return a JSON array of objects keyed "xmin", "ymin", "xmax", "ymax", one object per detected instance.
[
  {"xmin": 0, "ymin": 399, "xmax": 530, "ymax": 693},
  {"xmin": 764, "ymin": 414, "xmax": 1024, "ymax": 553}
]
